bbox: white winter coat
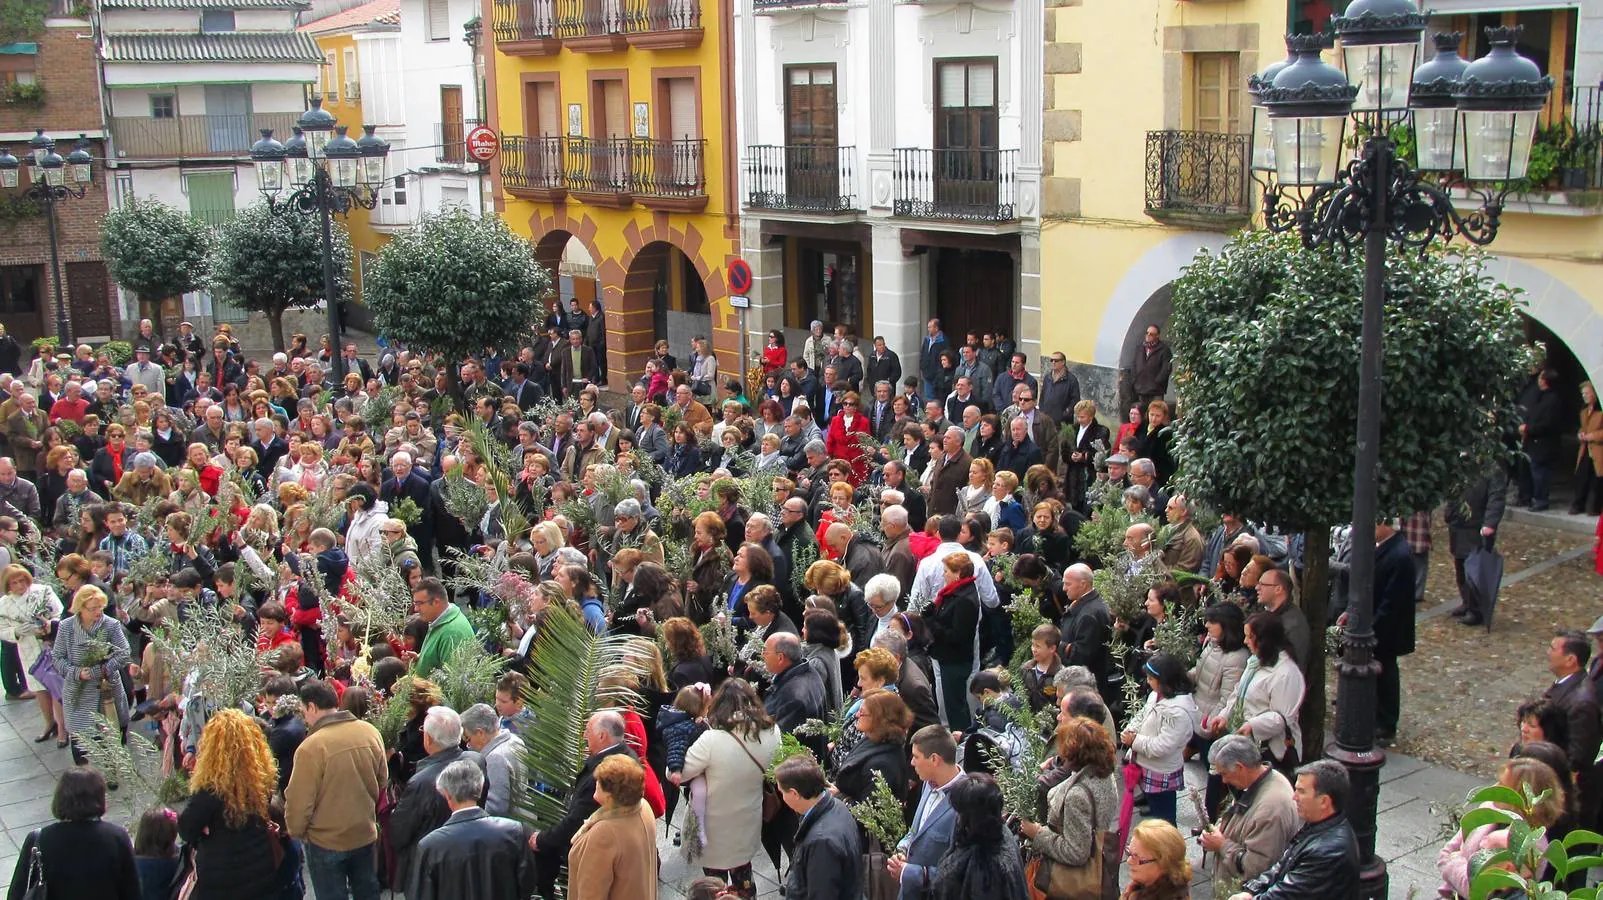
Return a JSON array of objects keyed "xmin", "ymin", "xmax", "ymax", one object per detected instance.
[{"xmin": 1127, "ymin": 692, "xmax": 1200, "ymax": 777}]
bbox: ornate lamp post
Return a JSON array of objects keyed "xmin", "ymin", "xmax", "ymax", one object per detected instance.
[
  {"xmin": 0, "ymin": 130, "xmax": 97, "ymax": 345},
  {"xmin": 1251, "ymin": 3, "xmax": 1551, "ymax": 897},
  {"xmin": 250, "ymin": 98, "xmax": 390, "ymax": 383}
]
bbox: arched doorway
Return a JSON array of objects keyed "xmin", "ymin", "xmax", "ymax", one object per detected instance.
[
  {"xmin": 1114, "ymin": 283, "xmax": 1176, "ymax": 416},
  {"xmin": 532, "ymin": 231, "xmax": 600, "ymax": 323},
  {"xmin": 620, "ymin": 241, "xmax": 712, "ymax": 383}
]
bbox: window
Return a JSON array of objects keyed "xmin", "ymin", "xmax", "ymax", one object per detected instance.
[
  {"xmin": 934, "ymin": 59, "xmax": 998, "ymax": 151},
  {"xmin": 427, "ymin": 0, "xmax": 450, "ymax": 41},
  {"xmin": 343, "ymin": 48, "xmax": 359, "ymax": 100},
  {"xmin": 440, "ymin": 85, "xmax": 465, "ymax": 163},
  {"xmin": 0, "ymin": 51, "xmax": 36, "ymax": 85},
  {"xmin": 184, "ymin": 171, "xmax": 236, "ymax": 228},
  {"xmin": 1442, "ymin": 10, "xmax": 1579, "ymax": 125},
  {"xmin": 1190, "ymin": 53, "xmax": 1241, "ymax": 134},
  {"xmin": 150, "ymin": 94, "xmax": 176, "ymax": 119},
  {"xmin": 0, "ymin": 266, "xmax": 42, "ymax": 317},
  {"xmin": 322, "ymin": 52, "xmax": 337, "ymax": 100},
  {"xmin": 200, "ymin": 9, "xmax": 235, "ymax": 32},
  {"xmin": 392, "ymin": 175, "xmax": 407, "ymax": 205},
  {"xmin": 785, "ymin": 66, "xmax": 836, "ymax": 146}
]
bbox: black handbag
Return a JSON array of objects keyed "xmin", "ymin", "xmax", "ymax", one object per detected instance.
[{"xmin": 21, "ymin": 829, "xmax": 46, "ymax": 900}]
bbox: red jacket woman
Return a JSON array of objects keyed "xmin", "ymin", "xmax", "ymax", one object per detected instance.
[{"xmin": 824, "ymin": 392, "xmax": 873, "ymax": 483}]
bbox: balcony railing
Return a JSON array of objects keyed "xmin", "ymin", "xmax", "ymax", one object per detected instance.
[
  {"xmin": 503, "ymin": 135, "xmax": 567, "ymax": 196},
  {"xmin": 745, "ymin": 144, "xmax": 857, "ymax": 212},
  {"xmin": 110, "ymin": 112, "xmax": 303, "ymax": 159},
  {"xmin": 622, "ymin": 0, "xmax": 699, "ymax": 32},
  {"xmin": 1143, "ymin": 130, "xmax": 1250, "ymax": 220},
  {"xmin": 892, "ymin": 147, "xmax": 1018, "ymax": 222},
  {"xmin": 635, "ymin": 137, "xmax": 706, "ymax": 209},
  {"xmin": 550, "ymin": 0, "xmax": 699, "ymax": 46},
  {"xmin": 435, "ymin": 119, "xmax": 482, "ymax": 165},
  {"xmin": 753, "ymin": 0, "xmax": 844, "ymax": 8},
  {"xmin": 567, "ymin": 136, "xmax": 635, "ymax": 198},
  {"xmin": 491, "ymin": 0, "xmax": 557, "ymax": 42},
  {"xmin": 554, "ymin": 0, "xmax": 623, "ymax": 38},
  {"xmin": 1532, "ymin": 84, "xmax": 1603, "ymax": 194}
]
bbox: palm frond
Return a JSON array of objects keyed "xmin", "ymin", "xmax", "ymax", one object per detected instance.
[
  {"xmin": 434, "ymin": 637, "xmax": 506, "ymax": 711},
  {"xmin": 510, "ymin": 603, "xmax": 644, "ymax": 831},
  {"xmin": 78, "ymin": 714, "xmax": 174, "ymax": 817}
]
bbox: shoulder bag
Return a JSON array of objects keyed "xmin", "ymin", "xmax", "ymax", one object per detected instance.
[
  {"xmin": 20, "ymin": 829, "xmax": 46, "ymax": 900},
  {"xmin": 1033, "ymin": 778, "xmax": 1118, "ymax": 900},
  {"xmin": 732, "ymin": 732, "xmax": 781, "ymax": 823}
]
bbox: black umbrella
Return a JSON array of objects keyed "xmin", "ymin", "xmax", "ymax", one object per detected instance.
[{"xmin": 1465, "ymin": 546, "xmax": 1506, "ymax": 631}]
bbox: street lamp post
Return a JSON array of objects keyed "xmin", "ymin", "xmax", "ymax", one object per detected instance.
[
  {"xmin": 250, "ymin": 98, "xmax": 390, "ymax": 384},
  {"xmin": 1250, "ymin": 2, "xmax": 1551, "ymax": 897},
  {"xmin": 0, "ymin": 130, "xmax": 97, "ymax": 346}
]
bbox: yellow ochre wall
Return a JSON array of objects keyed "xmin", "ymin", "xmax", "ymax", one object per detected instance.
[{"xmin": 307, "ymin": 28, "xmax": 387, "ymax": 303}]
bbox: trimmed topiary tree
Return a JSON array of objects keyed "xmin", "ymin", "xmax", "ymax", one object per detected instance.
[
  {"xmin": 364, "ymin": 207, "xmax": 550, "ymax": 375},
  {"xmin": 1167, "ymin": 229, "xmax": 1530, "ymax": 754},
  {"xmin": 211, "ymin": 201, "xmax": 352, "ymax": 353},
  {"xmin": 100, "ymin": 197, "xmax": 213, "ymax": 322}
]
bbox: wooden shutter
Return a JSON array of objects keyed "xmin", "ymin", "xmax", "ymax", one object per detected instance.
[
  {"xmin": 666, "ymin": 78, "xmax": 696, "ymax": 140},
  {"xmin": 602, "ymin": 80, "xmax": 627, "ymax": 138},
  {"xmin": 534, "ymin": 82, "xmax": 559, "ymax": 136},
  {"xmin": 785, "ymin": 66, "xmax": 835, "ymax": 146},
  {"xmin": 1191, "ymin": 53, "xmax": 1241, "ymax": 134},
  {"xmin": 427, "ymin": 0, "xmax": 449, "ymax": 40},
  {"xmin": 185, "ymin": 171, "xmax": 236, "ymax": 228}
]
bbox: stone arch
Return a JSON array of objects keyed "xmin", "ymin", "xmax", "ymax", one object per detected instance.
[
  {"xmin": 1092, "ymin": 232, "xmax": 1229, "ymax": 370},
  {"xmin": 608, "ymin": 220, "xmax": 729, "ymax": 390},
  {"xmin": 527, "ymin": 209, "xmax": 607, "ymax": 292},
  {"xmin": 1486, "ymin": 256, "xmax": 1601, "ymax": 387}
]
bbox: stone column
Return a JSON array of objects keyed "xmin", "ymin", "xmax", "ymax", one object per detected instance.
[{"xmin": 870, "ymin": 223, "xmax": 920, "ymax": 372}]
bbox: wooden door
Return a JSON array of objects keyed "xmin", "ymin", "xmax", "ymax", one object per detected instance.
[
  {"xmin": 934, "ymin": 60, "xmax": 999, "ymax": 209},
  {"xmin": 66, "ymin": 262, "xmax": 112, "ymax": 341},
  {"xmin": 784, "ymin": 65, "xmax": 837, "ymax": 204},
  {"xmin": 524, "ymin": 81, "xmax": 561, "ymax": 184},
  {"xmin": 0, "ymin": 265, "xmax": 45, "ymax": 345},
  {"xmin": 594, "ymin": 79, "xmax": 628, "ymax": 187},
  {"xmin": 935, "ymin": 249, "xmax": 1012, "ymax": 344},
  {"xmin": 441, "ymin": 85, "xmax": 465, "ymax": 163}
]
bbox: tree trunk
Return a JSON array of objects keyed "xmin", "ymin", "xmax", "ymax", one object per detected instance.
[
  {"xmin": 1298, "ymin": 527, "xmax": 1331, "ymax": 759},
  {"xmin": 267, "ymin": 308, "xmax": 287, "ymax": 353}
]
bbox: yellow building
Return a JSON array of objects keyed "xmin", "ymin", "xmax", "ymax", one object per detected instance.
[
  {"xmin": 482, "ymin": 0, "xmax": 739, "ymax": 388},
  {"xmin": 302, "ymin": 0, "xmax": 399, "ymax": 305},
  {"xmin": 1042, "ymin": 0, "xmax": 1603, "ymax": 415}
]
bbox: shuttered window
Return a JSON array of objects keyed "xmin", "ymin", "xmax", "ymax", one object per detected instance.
[
  {"xmin": 1191, "ymin": 53, "xmax": 1241, "ymax": 134},
  {"xmin": 934, "ymin": 59, "xmax": 997, "ymax": 151},
  {"xmin": 427, "ymin": 0, "xmax": 450, "ymax": 41},
  {"xmin": 185, "ymin": 172, "xmax": 235, "ymax": 228},
  {"xmin": 785, "ymin": 65, "xmax": 836, "ymax": 146},
  {"xmin": 665, "ymin": 78, "xmax": 696, "ymax": 140}
]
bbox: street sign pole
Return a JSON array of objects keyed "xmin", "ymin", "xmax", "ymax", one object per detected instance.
[{"xmin": 727, "ymin": 258, "xmax": 753, "ymax": 397}]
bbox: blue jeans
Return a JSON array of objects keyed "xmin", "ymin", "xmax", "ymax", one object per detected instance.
[
  {"xmin": 1145, "ymin": 789, "xmax": 1178, "ymax": 826},
  {"xmin": 304, "ymin": 842, "xmax": 380, "ymax": 900}
]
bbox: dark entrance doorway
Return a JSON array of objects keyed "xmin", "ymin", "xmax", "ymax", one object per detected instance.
[{"xmin": 934, "ymin": 248, "xmax": 1013, "ymax": 344}]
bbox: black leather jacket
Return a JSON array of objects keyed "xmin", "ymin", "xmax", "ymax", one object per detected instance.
[
  {"xmin": 406, "ymin": 808, "xmax": 536, "ymax": 900},
  {"xmin": 1242, "ymin": 813, "xmax": 1360, "ymax": 900}
]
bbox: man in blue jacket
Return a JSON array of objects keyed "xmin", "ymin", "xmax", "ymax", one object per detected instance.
[
  {"xmin": 778, "ymin": 756, "xmax": 863, "ymax": 900},
  {"xmin": 889, "ymin": 726, "xmax": 966, "ymax": 899}
]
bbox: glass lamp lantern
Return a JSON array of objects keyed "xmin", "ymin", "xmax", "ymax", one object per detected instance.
[
  {"xmin": 1409, "ymin": 32, "xmax": 1470, "ymax": 172},
  {"xmin": 1453, "ymin": 26, "xmax": 1553, "ymax": 183},
  {"xmin": 40, "ymin": 149, "xmax": 65, "ymax": 188},
  {"xmin": 0, "ymin": 149, "xmax": 18, "ymax": 189},
  {"xmin": 1331, "ymin": 0, "xmax": 1429, "ymax": 122},
  {"xmin": 285, "ymin": 128, "xmax": 313, "ymax": 188},
  {"xmin": 251, "ymin": 129, "xmax": 288, "ymax": 194},
  {"xmin": 355, "ymin": 125, "xmax": 390, "ymax": 189},
  {"xmin": 1249, "ymin": 40, "xmax": 1297, "ymax": 172},
  {"xmin": 299, "ymin": 98, "xmax": 337, "ymax": 161},
  {"xmin": 65, "ymin": 136, "xmax": 93, "ymax": 185},
  {"xmin": 26, "ymin": 129, "xmax": 50, "ymax": 184},
  {"xmin": 324, "ymin": 126, "xmax": 361, "ymax": 189},
  {"xmin": 1262, "ymin": 34, "xmax": 1358, "ymax": 187}
]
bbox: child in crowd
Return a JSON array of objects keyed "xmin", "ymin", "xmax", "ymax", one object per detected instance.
[
  {"xmin": 1020, "ymin": 622, "xmax": 1062, "ymax": 713},
  {"xmin": 133, "ymin": 807, "xmax": 180, "ymax": 900},
  {"xmin": 662, "ymin": 684, "xmax": 711, "ymax": 853}
]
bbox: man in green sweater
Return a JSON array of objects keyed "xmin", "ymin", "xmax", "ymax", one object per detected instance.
[{"xmin": 412, "ymin": 577, "xmax": 475, "ymax": 676}]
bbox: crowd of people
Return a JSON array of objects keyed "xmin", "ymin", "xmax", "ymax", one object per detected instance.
[{"xmin": 0, "ymin": 308, "xmax": 1597, "ymax": 900}]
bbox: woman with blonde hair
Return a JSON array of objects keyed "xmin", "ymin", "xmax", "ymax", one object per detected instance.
[
  {"xmin": 1121, "ymin": 819, "xmax": 1191, "ymax": 900},
  {"xmin": 0, "ymin": 563, "xmax": 65, "ymax": 742},
  {"xmin": 52, "ymin": 584, "xmax": 130, "ymax": 763},
  {"xmin": 959, "ymin": 457, "xmax": 996, "ymax": 516},
  {"xmin": 177, "ymin": 708, "xmax": 282, "ymax": 900},
  {"xmin": 1436, "ymin": 757, "xmax": 1566, "ymax": 898},
  {"xmin": 531, "ymin": 520, "xmax": 566, "ymax": 579}
]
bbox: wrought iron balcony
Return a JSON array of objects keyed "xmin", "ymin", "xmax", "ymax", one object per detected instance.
[
  {"xmin": 502, "ymin": 135, "xmax": 567, "ymax": 201},
  {"xmin": 110, "ymin": 112, "xmax": 303, "ymax": 159},
  {"xmin": 745, "ymin": 144, "xmax": 857, "ymax": 213},
  {"xmin": 892, "ymin": 147, "xmax": 1018, "ymax": 222},
  {"xmin": 634, "ymin": 138, "xmax": 707, "ymax": 211},
  {"xmin": 621, "ymin": 0, "xmax": 701, "ymax": 46},
  {"xmin": 435, "ymin": 119, "xmax": 482, "ymax": 165},
  {"xmin": 1144, "ymin": 130, "xmax": 1250, "ymax": 222},
  {"xmin": 752, "ymin": 0, "xmax": 844, "ymax": 10},
  {"xmin": 565, "ymin": 136, "xmax": 635, "ymax": 204},
  {"xmin": 491, "ymin": 0, "xmax": 560, "ymax": 53}
]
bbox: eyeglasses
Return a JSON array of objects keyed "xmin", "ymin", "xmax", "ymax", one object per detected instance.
[
  {"xmin": 1020, "ymin": 397, "xmax": 1034, "ymax": 403},
  {"xmin": 1125, "ymin": 852, "xmax": 1155, "ymax": 865}
]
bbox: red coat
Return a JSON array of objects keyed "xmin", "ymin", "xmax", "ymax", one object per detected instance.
[
  {"xmin": 256, "ymin": 626, "xmax": 297, "ymax": 655},
  {"xmin": 620, "ymin": 708, "xmax": 666, "ymax": 817},
  {"xmin": 825, "ymin": 412, "xmax": 872, "ymax": 483},
  {"xmin": 762, "ymin": 345, "xmax": 787, "ymax": 375}
]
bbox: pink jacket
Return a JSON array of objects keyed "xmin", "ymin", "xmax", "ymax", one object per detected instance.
[{"xmin": 1436, "ymin": 803, "xmax": 1546, "ymax": 898}]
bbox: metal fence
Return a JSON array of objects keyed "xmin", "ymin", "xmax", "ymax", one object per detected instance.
[
  {"xmin": 892, "ymin": 147, "xmax": 1018, "ymax": 221},
  {"xmin": 745, "ymin": 144, "xmax": 856, "ymax": 212},
  {"xmin": 1143, "ymin": 130, "xmax": 1251, "ymax": 218}
]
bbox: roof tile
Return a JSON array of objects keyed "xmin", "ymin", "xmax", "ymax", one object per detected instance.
[
  {"xmin": 301, "ymin": 0, "xmax": 401, "ymax": 33},
  {"xmin": 103, "ymin": 31, "xmax": 324, "ymax": 64}
]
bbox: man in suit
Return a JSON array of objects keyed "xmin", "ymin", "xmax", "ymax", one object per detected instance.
[
  {"xmin": 831, "ymin": 340, "xmax": 865, "ymax": 394},
  {"xmin": 1544, "ymin": 631, "xmax": 1602, "ymax": 827},
  {"xmin": 503, "ymin": 363, "xmax": 542, "ymax": 411},
  {"xmin": 623, "ymin": 384, "xmax": 648, "ymax": 433},
  {"xmin": 388, "ymin": 707, "xmax": 485, "ymax": 883},
  {"xmin": 552, "ymin": 330, "xmax": 597, "ymax": 402},
  {"xmin": 527, "ymin": 710, "xmax": 640, "ymax": 900},
  {"xmin": 340, "ymin": 342, "xmax": 374, "ymax": 383},
  {"xmin": 763, "ymin": 632, "xmax": 826, "ymax": 734},
  {"xmin": 918, "ymin": 319, "xmax": 948, "ymax": 402},
  {"xmin": 1444, "ymin": 467, "xmax": 1508, "ymax": 626},
  {"xmin": 889, "ymin": 725, "xmax": 966, "ymax": 899},
  {"xmin": 1060, "ymin": 563, "xmax": 1118, "ymax": 712},
  {"xmin": 924, "ymin": 427, "xmax": 970, "ymax": 518},
  {"xmin": 779, "ymin": 757, "xmax": 864, "ymax": 900},
  {"xmin": 124, "ymin": 345, "xmax": 165, "ymax": 396},
  {"xmin": 882, "ymin": 462, "xmax": 926, "ymax": 531},
  {"xmin": 1520, "ymin": 368, "xmax": 1564, "ymax": 511},
  {"xmin": 383, "ymin": 451, "xmax": 435, "ymax": 570},
  {"xmin": 406, "ymin": 760, "xmax": 536, "ymax": 900},
  {"xmin": 880, "ymin": 504, "xmax": 917, "ymax": 595},
  {"xmin": 814, "ymin": 366, "xmax": 844, "ymax": 426},
  {"xmin": 954, "ymin": 345, "xmax": 993, "ymax": 403},
  {"xmin": 868, "ymin": 380, "xmax": 898, "ymax": 442},
  {"xmin": 865, "ymin": 336, "xmax": 902, "ymax": 392},
  {"xmin": 1370, "ymin": 521, "xmax": 1416, "ymax": 745}
]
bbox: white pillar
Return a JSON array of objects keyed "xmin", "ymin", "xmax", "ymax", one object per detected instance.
[{"xmin": 871, "ymin": 223, "xmax": 920, "ymax": 371}]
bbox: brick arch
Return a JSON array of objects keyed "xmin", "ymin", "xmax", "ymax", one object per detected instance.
[
  {"xmin": 607, "ymin": 218, "xmax": 732, "ymax": 390},
  {"xmin": 527, "ymin": 209, "xmax": 606, "ymax": 292}
]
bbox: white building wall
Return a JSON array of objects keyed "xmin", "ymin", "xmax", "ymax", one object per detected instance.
[
  {"xmin": 355, "ymin": 32, "xmax": 404, "ymax": 126},
  {"xmin": 395, "ymin": 0, "xmax": 485, "ymax": 217}
]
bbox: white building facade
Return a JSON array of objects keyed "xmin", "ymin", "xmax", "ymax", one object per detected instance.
[
  {"xmin": 733, "ymin": 0, "xmax": 1044, "ymax": 373},
  {"xmin": 98, "ymin": 0, "xmax": 322, "ymax": 331}
]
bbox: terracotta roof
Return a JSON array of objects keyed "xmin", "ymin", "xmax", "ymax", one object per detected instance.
[
  {"xmin": 103, "ymin": 31, "xmax": 324, "ymax": 63},
  {"xmin": 301, "ymin": 0, "xmax": 401, "ymax": 33},
  {"xmin": 103, "ymin": 0, "xmax": 310, "ymax": 8}
]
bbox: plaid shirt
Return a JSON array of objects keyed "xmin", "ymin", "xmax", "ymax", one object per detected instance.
[
  {"xmin": 1139, "ymin": 765, "xmax": 1187, "ymax": 793},
  {"xmin": 1401, "ymin": 511, "xmax": 1432, "ymax": 553}
]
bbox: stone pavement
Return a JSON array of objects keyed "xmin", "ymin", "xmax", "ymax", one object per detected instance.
[{"xmin": 0, "ymin": 689, "xmax": 1488, "ymax": 899}]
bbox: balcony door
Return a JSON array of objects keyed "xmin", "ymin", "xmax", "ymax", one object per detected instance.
[
  {"xmin": 934, "ymin": 59, "xmax": 999, "ymax": 212},
  {"xmin": 441, "ymin": 85, "xmax": 465, "ymax": 163},
  {"xmin": 593, "ymin": 78, "xmax": 629, "ymax": 188},
  {"xmin": 659, "ymin": 76, "xmax": 698, "ymax": 186},
  {"xmin": 523, "ymin": 79, "xmax": 562, "ymax": 185},
  {"xmin": 784, "ymin": 65, "xmax": 836, "ymax": 206},
  {"xmin": 204, "ymin": 84, "xmax": 251, "ymax": 153}
]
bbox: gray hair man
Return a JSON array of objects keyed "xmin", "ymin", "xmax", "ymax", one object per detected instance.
[
  {"xmin": 1202, "ymin": 735, "xmax": 1299, "ymax": 887},
  {"xmin": 762, "ymin": 632, "xmax": 826, "ymax": 733},
  {"xmin": 461, "ymin": 703, "xmax": 526, "ymax": 818},
  {"xmin": 525, "ymin": 707, "xmax": 638, "ymax": 897},
  {"xmin": 408, "ymin": 758, "xmax": 538, "ymax": 900},
  {"xmin": 1229, "ymin": 760, "xmax": 1359, "ymax": 900},
  {"xmin": 388, "ymin": 706, "xmax": 485, "ymax": 881}
]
